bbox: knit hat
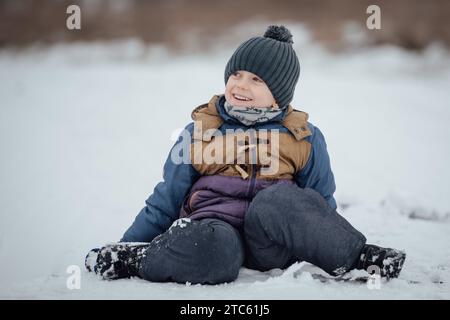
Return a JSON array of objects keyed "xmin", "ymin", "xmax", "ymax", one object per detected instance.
[{"xmin": 224, "ymin": 25, "xmax": 300, "ymax": 110}]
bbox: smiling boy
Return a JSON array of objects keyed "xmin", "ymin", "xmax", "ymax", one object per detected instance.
[{"xmin": 86, "ymin": 25, "xmax": 406, "ymax": 284}]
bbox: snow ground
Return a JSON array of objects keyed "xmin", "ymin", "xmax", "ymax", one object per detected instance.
[{"xmin": 1, "ymin": 25, "xmax": 449, "ymax": 299}]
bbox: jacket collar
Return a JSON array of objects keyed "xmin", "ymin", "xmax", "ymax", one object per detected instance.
[{"xmin": 191, "ymin": 95, "xmax": 312, "ymax": 141}]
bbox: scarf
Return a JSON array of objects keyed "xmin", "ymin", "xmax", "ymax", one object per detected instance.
[{"xmin": 223, "ymin": 100, "xmax": 283, "ymax": 126}]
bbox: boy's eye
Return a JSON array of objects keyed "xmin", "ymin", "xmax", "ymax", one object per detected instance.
[
  {"xmin": 232, "ymin": 71, "xmax": 240, "ymax": 76},
  {"xmin": 253, "ymin": 77, "xmax": 262, "ymax": 82}
]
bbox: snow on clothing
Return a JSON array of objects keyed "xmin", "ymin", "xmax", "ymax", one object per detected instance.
[
  {"xmin": 122, "ymin": 94, "xmax": 338, "ymax": 242},
  {"xmin": 138, "ymin": 184, "xmax": 366, "ymax": 284}
]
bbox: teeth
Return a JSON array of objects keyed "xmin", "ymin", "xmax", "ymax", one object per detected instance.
[{"xmin": 233, "ymin": 94, "xmax": 251, "ymax": 101}]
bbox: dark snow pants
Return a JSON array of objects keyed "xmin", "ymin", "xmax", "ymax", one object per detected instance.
[{"xmin": 138, "ymin": 184, "xmax": 366, "ymax": 284}]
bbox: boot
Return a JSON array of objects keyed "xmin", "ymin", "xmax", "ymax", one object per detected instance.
[
  {"xmin": 356, "ymin": 244, "xmax": 406, "ymax": 279},
  {"xmin": 85, "ymin": 242, "xmax": 150, "ymax": 280}
]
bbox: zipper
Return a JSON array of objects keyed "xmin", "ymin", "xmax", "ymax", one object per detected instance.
[
  {"xmin": 246, "ymin": 164, "xmax": 257, "ymax": 198},
  {"xmin": 246, "ymin": 128, "xmax": 258, "ymax": 198}
]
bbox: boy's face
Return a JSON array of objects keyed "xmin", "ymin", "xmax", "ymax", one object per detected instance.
[{"xmin": 225, "ymin": 70, "xmax": 278, "ymax": 108}]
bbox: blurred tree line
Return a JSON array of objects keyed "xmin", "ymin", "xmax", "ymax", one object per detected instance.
[{"xmin": 1, "ymin": 0, "xmax": 449, "ymax": 50}]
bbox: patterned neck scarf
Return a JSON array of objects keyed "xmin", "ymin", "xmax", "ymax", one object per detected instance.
[{"xmin": 223, "ymin": 100, "xmax": 283, "ymax": 126}]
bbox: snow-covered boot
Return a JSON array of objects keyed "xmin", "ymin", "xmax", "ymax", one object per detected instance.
[
  {"xmin": 85, "ymin": 243, "xmax": 150, "ymax": 280},
  {"xmin": 356, "ymin": 244, "xmax": 406, "ymax": 279}
]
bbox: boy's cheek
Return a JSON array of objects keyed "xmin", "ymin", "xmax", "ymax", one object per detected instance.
[{"xmin": 224, "ymin": 91, "xmax": 234, "ymax": 104}]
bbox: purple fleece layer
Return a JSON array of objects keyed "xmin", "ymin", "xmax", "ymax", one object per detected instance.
[{"xmin": 179, "ymin": 175, "xmax": 294, "ymax": 229}]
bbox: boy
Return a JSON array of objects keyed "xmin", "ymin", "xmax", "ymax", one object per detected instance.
[{"xmin": 86, "ymin": 25, "xmax": 406, "ymax": 284}]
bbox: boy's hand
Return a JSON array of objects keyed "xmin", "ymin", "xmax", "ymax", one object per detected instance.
[
  {"xmin": 84, "ymin": 248, "xmax": 100, "ymax": 273},
  {"xmin": 84, "ymin": 243, "xmax": 150, "ymax": 280}
]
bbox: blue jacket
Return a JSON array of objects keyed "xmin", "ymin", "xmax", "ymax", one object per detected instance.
[{"xmin": 121, "ymin": 97, "xmax": 337, "ymax": 242}]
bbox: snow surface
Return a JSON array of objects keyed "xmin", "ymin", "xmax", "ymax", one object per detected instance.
[{"xmin": 1, "ymin": 24, "xmax": 450, "ymax": 299}]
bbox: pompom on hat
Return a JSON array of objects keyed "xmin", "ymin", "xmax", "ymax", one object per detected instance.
[{"xmin": 224, "ymin": 25, "xmax": 300, "ymax": 109}]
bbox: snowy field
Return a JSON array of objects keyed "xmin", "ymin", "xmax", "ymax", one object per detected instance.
[{"xmin": 1, "ymin": 25, "xmax": 450, "ymax": 299}]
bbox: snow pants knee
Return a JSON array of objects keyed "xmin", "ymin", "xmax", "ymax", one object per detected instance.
[
  {"xmin": 244, "ymin": 184, "xmax": 366, "ymax": 275},
  {"xmin": 138, "ymin": 218, "xmax": 245, "ymax": 285}
]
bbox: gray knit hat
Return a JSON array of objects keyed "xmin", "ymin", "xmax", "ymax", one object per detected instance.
[{"xmin": 224, "ymin": 25, "xmax": 300, "ymax": 109}]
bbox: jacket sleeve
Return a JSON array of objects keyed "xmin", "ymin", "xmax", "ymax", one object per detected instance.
[
  {"xmin": 121, "ymin": 123, "xmax": 199, "ymax": 242},
  {"xmin": 295, "ymin": 124, "xmax": 337, "ymax": 210}
]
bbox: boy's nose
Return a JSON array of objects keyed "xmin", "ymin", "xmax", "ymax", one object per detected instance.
[
  {"xmin": 236, "ymin": 78, "xmax": 250, "ymax": 90},
  {"xmin": 236, "ymin": 84, "xmax": 248, "ymax": 91}
]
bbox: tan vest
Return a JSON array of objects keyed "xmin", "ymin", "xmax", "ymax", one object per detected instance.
[{"xmin": 189, "ymin": 95, "xmax": 313, "ymax": 180}]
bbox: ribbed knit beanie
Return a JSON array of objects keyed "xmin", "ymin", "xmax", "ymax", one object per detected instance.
[{"xmin": 224, "ymin": 25, "xmax": 300, "ymax": 109}]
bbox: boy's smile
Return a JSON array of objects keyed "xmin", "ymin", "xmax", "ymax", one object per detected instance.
[{"xmin": 225, "ymin": 70, "xmax": 279, "ymax": 109}]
